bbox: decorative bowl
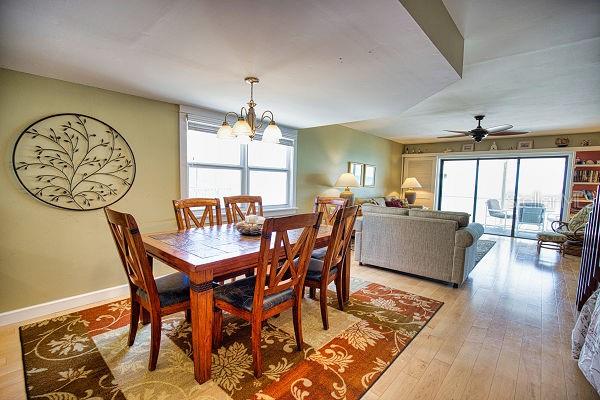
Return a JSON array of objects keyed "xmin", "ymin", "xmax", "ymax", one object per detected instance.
[{"xmin": 236, "ymin": 221, "xmax": 263, "ymax": 236}]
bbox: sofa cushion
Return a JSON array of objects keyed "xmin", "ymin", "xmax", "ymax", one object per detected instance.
[
  {"xmin": 362, "ymin": 204, "xmax": 409, "ymax": 216},
  {"xmin": 568, "ymin": 204, "xmax": 593, "ymax": 232},
  {"xmin": 371, "ymin": 197, "xmax": 387, "ymax": 206},
  {"xmin": 537, "ymin": 231, "xmax": 568, "ymax": 242},
  {"xmin": 408, "ymin": 209, "xmax": 470, "ymax": 227}
]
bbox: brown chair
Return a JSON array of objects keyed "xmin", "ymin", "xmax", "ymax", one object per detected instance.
[
  {"xmin": 104, "ymin": 208, "xmax": 191, "ymax": 371},
  {"xmin": 313, "ymin": 196, "xmax": 347, "ymax": 226},
  {"xmin": 212, "ymin": 212, "xmax": 323, "ymax": 377},
  {"xmin": 172, "ymin": 198, "xmax": 222, "ymax": 229},
  {"xmin": 223, "ymin": 195, "xmax": 263, "ymax": 224},
  {"xmin": 304, "ymin": 206, "xmax": 358, "ymax": 330},
  {"xmin": 311, "ymin": 196, "xmax": 347, "ymax": 260},
  {"xmin": 172, "ymin": 197, "xmax": 248, "ymax": 282}
]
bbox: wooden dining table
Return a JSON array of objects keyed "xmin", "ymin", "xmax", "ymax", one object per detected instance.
[{"xmin": 142, "ymin": 222, "xmax": 350, "ymax": 384}]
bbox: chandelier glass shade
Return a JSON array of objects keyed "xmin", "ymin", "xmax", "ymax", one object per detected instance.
[{"xmin": 217, "ymin": 77, "xmax": 282, "ymax": 143}]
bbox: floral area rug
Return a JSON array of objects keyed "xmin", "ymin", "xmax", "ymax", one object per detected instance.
[{"xmin": 19, "ymin": 280, "xmax": 442, "ymax": 399}]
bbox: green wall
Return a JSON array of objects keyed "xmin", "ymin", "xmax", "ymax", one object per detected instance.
[
  {"xmin": 0, "ymin": 69, "xmax": 180, "ymax": 312},
  {"xmin": 297, "ymin": 125, "xmax": 404, "ymax": 212},
  {"xmin": 3, "ymin": 67, "xmax": 594, "ymax": 313},
  {"xmin": 404, "ymin": 133, "xmax": 600, "ymax": 154},
  {"xmin": 0, "ymin": 69, "xmax": 405, "ymax": 313}
]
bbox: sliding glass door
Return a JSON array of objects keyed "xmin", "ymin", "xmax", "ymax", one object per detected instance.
[
  {"xmin": 438, "ymin": 156, "xmax": 568, "ymax": 238},
  {"xmin": 438, "ymin": 160, "xmax": 477, "ymax": 214},
  {"xmin": 514, "ymin": 157, "xmax": 567, "ymax": 238},
  {"xmin": 474, "ymin": 159, "xmax": 518, "ymax": 236}
]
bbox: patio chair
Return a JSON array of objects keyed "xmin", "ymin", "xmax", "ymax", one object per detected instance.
[
  {"xmin": 517, "ymin": 202, "xmax": 545, "ymax": 231},
  {"xmin": 484, "ymin": 199, "xmax": 512, "ymax": 229}
]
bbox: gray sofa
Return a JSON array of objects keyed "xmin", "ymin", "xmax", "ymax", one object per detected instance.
[{"xmin": 354, "ymin": 205, "xmax": 484, "ymax": 287}]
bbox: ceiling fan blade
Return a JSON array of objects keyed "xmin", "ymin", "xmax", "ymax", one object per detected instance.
[
  {"xmin": 443, "ymin": 130, "xmax": 471, "ymax": 134},
  {"xmin": 486, "ymin": 124, "xmax": 513, "ymax": 133},
  {"xmin": 438, "ymin": 134, "xmax": 473, "ymax": 139},
  {"xmin": 488, "ymin": 131, "xmax": 530, "ymax": 136}
]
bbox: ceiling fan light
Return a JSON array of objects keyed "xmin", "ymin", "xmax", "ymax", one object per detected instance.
[
  {"xmin": 262, "ymin": 121, "xmax": 282, "ymax": 143},
  {"xmin": 216, "ymin": 121, "xmax": 234, "ymax": 139},
  {"xmin": 232, "ymin": 118, "xmax": 252, "ymax": 136}
]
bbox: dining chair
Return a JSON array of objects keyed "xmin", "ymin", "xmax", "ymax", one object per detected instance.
[
  {"xmin": 212, "ymin": 212, "xmax": 323, "ymax": 377},
  {"xmin": 311, "ymin": 196, "xmax": 347, "ymax": 260},
  {"xmin": 172, "ymin": 197, "xmax": 249, "ymax": 282},
  {"xmin": 304, "ymin": 206, "xmax": 358, "ymax": 330},
  {"xmin": 104, "ymin": 208, "xmax": 191, "ymax": 371},
  {"xmin": 223, "ymin": 195, "xmax": 263, "ymax": 224},
  {"xmin": 313, "ymin": 196, "xmax": 347, "ymax": 225},
  {"xmin": 172, "ymin": 197, "xmax": 222, "ymax": 229}
]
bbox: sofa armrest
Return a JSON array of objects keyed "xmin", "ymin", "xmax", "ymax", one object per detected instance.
[
  {"xmin": 455, "ymin": 223, "xmax": 484, "ymax": 248},
  {"xmin": 451, "ymin": 222, "xmax": 484, "ymax": 286}
]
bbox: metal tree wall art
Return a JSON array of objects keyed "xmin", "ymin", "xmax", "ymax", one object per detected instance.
[{"xmin": 12, "ymin": 114, "xmax": 136, "ymax": 211}]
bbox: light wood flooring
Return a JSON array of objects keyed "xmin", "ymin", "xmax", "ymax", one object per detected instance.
[{"xmin": 1, "ymin": 235, "xmax": 598, "ymax": 399}]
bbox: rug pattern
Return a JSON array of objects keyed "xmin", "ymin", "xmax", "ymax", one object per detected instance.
[
  {"xmin": 19, "ymin": 281, "xmax": 442, "ymax": 400},
  {"xmin": 476, "ymin": 239, "xmax": 496, "ymax": 265}
]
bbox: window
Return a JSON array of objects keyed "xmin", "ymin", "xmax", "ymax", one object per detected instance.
[{"xmin": 181, "ymin": 107, "xmax": 296, "ymax": 210}]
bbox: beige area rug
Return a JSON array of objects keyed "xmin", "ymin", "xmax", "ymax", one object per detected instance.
[{"xmin": 19, "ymin": 279, "xmax": 443, "ymax": 399}]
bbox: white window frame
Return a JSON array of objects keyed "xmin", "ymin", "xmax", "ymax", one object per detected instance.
[{"xmin": 179, "ymin": 105, "xmax": 297, "ymax": 215}]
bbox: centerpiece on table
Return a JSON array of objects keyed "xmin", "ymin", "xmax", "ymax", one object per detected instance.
[{"xmin": 236, "ymin": 214, "xmax": 266, "ymax": 236}]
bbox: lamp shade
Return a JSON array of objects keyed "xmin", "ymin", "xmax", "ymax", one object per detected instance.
[
  {"xmin": 401, "ymin": 177, "xmax": 422, "ymax": 189},
  {"xmin": 232, "ymin": 118, "xmax": 252, "ymax": 136},
  {"xmin": 335, "ymin": 173, "xmax": 359, "ymax": 188},
  {"xmin": 216, "ymin": 122, "xmax": 234, "ymax": 139},
  {"xmin": 262, "ymin": 122, "xmax": 282, "ymax": 143}
]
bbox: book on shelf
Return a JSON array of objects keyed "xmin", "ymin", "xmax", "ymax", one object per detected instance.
[{"xmin": 573, "ymin": 169, "xmax": 600, "ymax": 183}]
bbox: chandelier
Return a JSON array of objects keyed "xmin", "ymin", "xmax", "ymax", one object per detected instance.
[{"xmin": 217, "ymin": 77, "xmax": 282, "ymax": 144}]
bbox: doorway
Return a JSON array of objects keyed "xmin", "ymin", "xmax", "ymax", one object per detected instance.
[{"xmin": 438, "ymin": 156, "xmax": 568, "ymax": 238}]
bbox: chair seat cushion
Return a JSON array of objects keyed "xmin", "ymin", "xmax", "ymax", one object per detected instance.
[
  {"xmin": 214, "ymin": 276, "xmax": 293, "ymax": 312},
  {"xmin": 311, "ymin": 247, "xmax": 328, "ymax": 260},
  {"xmin": 137, "ymin": 273, "xmax": 190, "ymax": 308},
  {"xmin": 537, "ymin": 231, "xmax": 568, "ymax": 242},
  {"xmin": 304, "ymin": 258, "xmax": 338, "ymax": 283}
]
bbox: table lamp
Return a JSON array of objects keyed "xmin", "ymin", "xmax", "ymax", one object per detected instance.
[
  {"xmin": 401, "ymin": 177, "xmax": 422, "ymax": 204},
  {"xmin": 335, "ymin": 173, "xmax": 360, "ymax": 205}
]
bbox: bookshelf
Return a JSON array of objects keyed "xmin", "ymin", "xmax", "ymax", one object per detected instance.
[{"xmin": 571, "ymin": 150, "xmax": 600, "ymax": 215}]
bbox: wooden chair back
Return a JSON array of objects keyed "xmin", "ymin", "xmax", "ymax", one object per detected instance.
[
  {"xmin": 253, "ymin": 213, "xmax": 323, "ymax": 309},
  {"xmin": 313, "ymin": 196, "xmax": 347, "ymax": 225},
  {"xmin": 223, "ymin": 195, "xmax": 264, "ymax": 224},
  {"xmin": 172, "ymin": 198, "xmax": 222, "ymax": 229},
  {"xmin": 323, "ymin": 206, "xmax": 359, "ymax": 271},
  {"xmin": 104, "ymin": 208, "xmax": 159, "ymax": 302}
]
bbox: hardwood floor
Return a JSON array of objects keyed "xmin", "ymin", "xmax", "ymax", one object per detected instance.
[{"xmin": 0, "ymin": 235, "xmax": 597, "ymax": 399}]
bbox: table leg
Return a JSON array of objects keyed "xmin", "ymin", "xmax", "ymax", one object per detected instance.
[
  {"xmin": 189, "ymin": 270, "xmax": 213, "ymax": 384},
  {"xmin": 342, "ymin": 245, "xmax": 351, "ymax": 303}
]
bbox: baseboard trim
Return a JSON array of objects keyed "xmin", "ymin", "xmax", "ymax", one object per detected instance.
[{"xmin": 0, "ymin": 284, "xmax": 130, "ymax": 326}]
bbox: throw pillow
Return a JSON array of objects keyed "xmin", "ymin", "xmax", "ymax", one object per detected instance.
[{"xmin": 385, "ymin": 199, "xmax": 404, "ymax": 208}]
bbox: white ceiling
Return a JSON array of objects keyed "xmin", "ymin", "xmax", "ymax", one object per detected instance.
[
  {"xmin": 345, "ymin": 0, "xmax": 600, "ymax": 143},
  {"xmin": 0, "ymin": 0, "xmax": 460, "ymax": 129}
]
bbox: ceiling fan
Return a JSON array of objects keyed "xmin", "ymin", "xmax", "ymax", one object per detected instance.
[{"xmin": 439, "ymin": 115, "xmax": 530, "ymax": 142}]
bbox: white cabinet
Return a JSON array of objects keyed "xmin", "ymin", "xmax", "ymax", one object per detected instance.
[{"xmin": 402, "ymin": 156, "xmax": 438, "ymax": 208}]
